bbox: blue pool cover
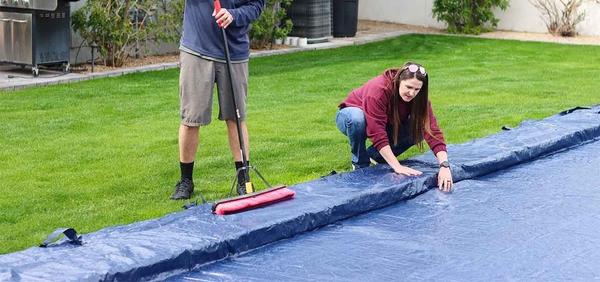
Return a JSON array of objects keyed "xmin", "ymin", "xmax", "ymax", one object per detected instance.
[
  {"xmin": 169, "ymin": 135, "xmax": 600, "ymax": 281},
  {"xmin": 0, "ymin": 106, "xmax": 599, "ymax": 281}
]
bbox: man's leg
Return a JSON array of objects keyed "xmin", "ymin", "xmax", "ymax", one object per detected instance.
[
  {"xmin": 227, "ymin": 120, "xmax": 251, "ymax": 194},
  {"xmin": 179, "ymin": 124, "xmax": 199, "ymax": 163},
  {"xmin": 171, "ymin": 51, "xmax": 215, "ymax": 200},
  {"xmin": 226, "ymin": 120, "xmax": 250, "ymax": 162},
  {"xmin": 216, "ymin": 61, "xmax": 250, "ymax": 195},
  {"xmin": 171, "ymin": 124, "xmax": 199, "ymax": 200}
]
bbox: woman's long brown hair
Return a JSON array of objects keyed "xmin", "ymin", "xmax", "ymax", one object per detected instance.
[{"xmin": 388, "ymin": 62, "xmax": 432, "ymax": 149}]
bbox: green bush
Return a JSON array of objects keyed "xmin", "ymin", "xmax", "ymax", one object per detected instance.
[
  {"xmin": 433, "ymin": 0, "xmax": 509, "ymax": 34},
  {"xmin": 250, "ymin": 0, "xmax": 294, "ymax": 49},
  {"xmin": 155, "ymin": 0, "xmax": 185, "ymax": 43},
  {"xmin": 73, "ymin": 0, "xmax": 291, "ymax": 65},
  {"xmin": 72, "ymin": 0, "xmax": 182, "ymax": 67}
]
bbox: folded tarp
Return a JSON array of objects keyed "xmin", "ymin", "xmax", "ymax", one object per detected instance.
[{"xmin": 0, "ymin": 106, "xmax": 598, "ymax": 281}]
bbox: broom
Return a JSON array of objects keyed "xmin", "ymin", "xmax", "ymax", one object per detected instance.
[{"xmin": 210, "ymin": 0, "xmax": 295, "ymax": 215}]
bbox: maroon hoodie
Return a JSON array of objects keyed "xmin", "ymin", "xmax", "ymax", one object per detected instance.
[{"xmin": 339, "ymin": 70, "xmax": 447, "ymax": 155}]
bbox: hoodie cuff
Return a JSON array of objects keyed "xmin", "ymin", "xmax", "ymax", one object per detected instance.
[{"xmin": 431, "ymin": 144, "xmax": 447, "ymax": 156}]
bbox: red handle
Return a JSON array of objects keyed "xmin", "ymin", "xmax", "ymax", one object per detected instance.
[
  {"xmin": 214, "ymin": 0, "xmax": 221, "ymax": 13},
  {"xmin": 214, "ymin": 0, "xmax": 224, "ymax": 28}
]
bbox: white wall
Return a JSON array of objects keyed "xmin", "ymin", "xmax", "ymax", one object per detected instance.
[
  {"xmin": 493, "ymin": 0, "xmax": 546, "ymax": 33},
  {"xmin": 358, "ymin": 0, "xmax": 600, "ymax": 36},
  {"xmin": 357, "ymin": 0, "xmax": 444, "ymax": 29},
  {"xmin": 575, "ymin": 1, "xmax": 600, "ymax": 35}
]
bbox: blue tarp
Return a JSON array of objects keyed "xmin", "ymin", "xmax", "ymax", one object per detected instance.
[
  {"xmin": 0, "ymin": 106, "xmax": 599, "ymax": 281},
  {"xmin": 169, "ymin": 135, "xmax": 600, "ymax": 281}
]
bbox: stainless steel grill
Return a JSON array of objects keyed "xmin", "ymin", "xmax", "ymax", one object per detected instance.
[
  {"xmin": 0, "ymin": 0, "xmax": 58, "ymax": 11},
  {"xmin": 0, "ymin": 0, "xmax": 77, "ymax": 76}
]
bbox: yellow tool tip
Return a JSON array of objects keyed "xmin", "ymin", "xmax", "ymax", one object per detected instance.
[{"xmin": 245, "ymin": 182, "xmax": 255, "ymax": 194}]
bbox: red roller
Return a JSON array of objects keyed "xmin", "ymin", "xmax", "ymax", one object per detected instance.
[{"xmin": 213, "ymin": 186, "xmax": 295, "ymax": 215}]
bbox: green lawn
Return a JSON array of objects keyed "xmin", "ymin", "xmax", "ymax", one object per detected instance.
[{"xmin": 1, "ymin": 34, "xmax": 599, "ymax": 254}]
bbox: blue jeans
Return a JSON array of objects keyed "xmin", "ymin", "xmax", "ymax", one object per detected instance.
[{"xmin": 335, "ymin": 107, "xmax": 414, "ymax": 168}]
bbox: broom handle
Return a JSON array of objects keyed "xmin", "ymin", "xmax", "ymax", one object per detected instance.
[{"xmin": 214, "ymin": 0, "xmax": 250, "ymax": 183}]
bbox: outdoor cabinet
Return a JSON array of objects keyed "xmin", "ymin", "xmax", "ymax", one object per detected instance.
[{"xmin": 332, "ymin": 0, "xmax": 359, "ymax": 37}]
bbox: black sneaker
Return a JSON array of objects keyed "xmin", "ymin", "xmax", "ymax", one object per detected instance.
[
  {"xmin": 170, "ymin": 178, "xmax": 194, "ymax": 200},
  {"xmin": 237, "ymin": 183, "xmax": 247, "ymax": 196},
  {"xmin": 236, "ymin": 167, "xmax": 248, "ymax": 196}
]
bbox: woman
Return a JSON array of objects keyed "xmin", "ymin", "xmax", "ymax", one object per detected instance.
[{"xmin": 335, "ymin": 62, "xmax": 453, "ymax": 192}]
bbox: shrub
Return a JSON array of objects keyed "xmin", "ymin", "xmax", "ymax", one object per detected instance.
[
  {"xmin": 530, "ymin": 0, "xmax": 600, "ymax": 37},
  {"xmin": 250, "ymin": 0, "xmax": 294, "ymax": 49},
  {"xmin": 72, "ymin": 0, "xmax": 182, "ymax": 67},
  {"xmin": 432, "ymin": 0, "xmax": 510, "ymax": 34},
  {"xmin": 73, "ymin": 0, "xmax": 292, "ymax": 66}
]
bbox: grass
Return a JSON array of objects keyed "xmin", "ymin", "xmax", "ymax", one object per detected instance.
[{"xmin": 1, "ymin": 34, "xmax": 599, "ymax": 254}]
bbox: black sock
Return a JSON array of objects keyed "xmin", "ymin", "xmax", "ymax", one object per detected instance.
[
  {"xmin": 235, "ymin": 161, "xmax": 249, "ymax": 186},
  {"xmin": 180, "ymin": 161, "xmax": 194, "ymax": 180}
]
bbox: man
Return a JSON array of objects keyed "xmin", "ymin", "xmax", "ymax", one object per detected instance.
[{"xmin": 171, "ymin": 0, "xmax": 265, "ymax": 200}]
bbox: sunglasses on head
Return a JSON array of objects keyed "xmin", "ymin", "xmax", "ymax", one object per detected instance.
[{"xmin": 403, "ymin": 64, "xmax": 426, "ymax": 76}]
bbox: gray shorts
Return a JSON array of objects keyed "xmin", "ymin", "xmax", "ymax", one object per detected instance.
[{"xmin": 179, "ymin": 51, "xmax": 249, "ymax": 126}]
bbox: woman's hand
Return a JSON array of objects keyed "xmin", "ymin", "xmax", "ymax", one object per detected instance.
[
  {"xmin": 379, "ymin": 146, "xmax": 422, "ymax": 176},
  {"xmin": 213, "ymin": 8, "xmax": 233, "ymax": 28},
  {"xmin": 437, "ymin": 167, "xmax": 453, "ymax": 192},
  {"xmin": 394, "ymin": 165, "xmax": 422, "ymax": 176}
]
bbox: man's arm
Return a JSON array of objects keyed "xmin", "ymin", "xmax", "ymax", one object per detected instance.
[{"xmin": 229, "ymin": 0, "xmax": 265, "ymax": 27}]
